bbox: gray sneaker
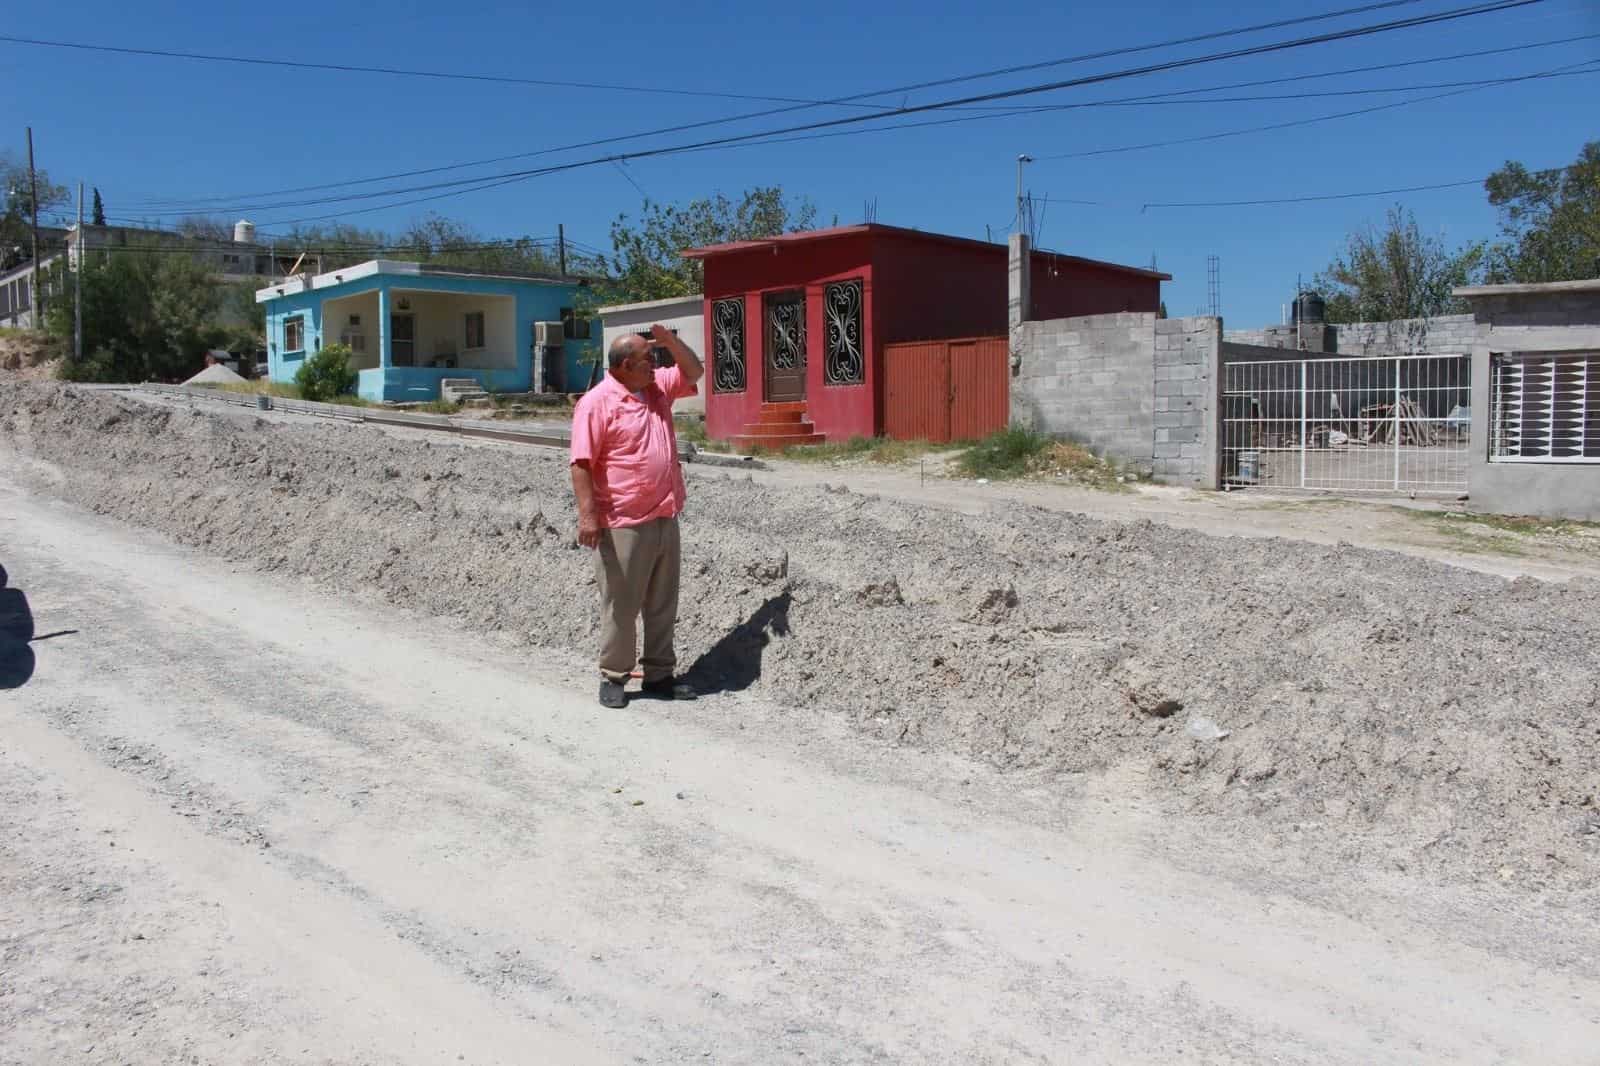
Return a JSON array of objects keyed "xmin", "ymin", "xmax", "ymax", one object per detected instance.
[{"xmin": 598, "ymin": 679, "xmax": 627, "ymax": 708}]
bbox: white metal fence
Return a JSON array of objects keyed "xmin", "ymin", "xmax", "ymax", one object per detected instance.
[{"xmin": 1221, "ymin": 353, "xmax": 1471, "ymax": 495}]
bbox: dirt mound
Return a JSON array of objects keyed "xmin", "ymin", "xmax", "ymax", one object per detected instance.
[
  {"xmin": 0, "ymin": 331, "xmax": 63, "ymax": 381},
  {"xmin": 3, "ymin": 381, "xmax": 1597, "ymax": 894}
]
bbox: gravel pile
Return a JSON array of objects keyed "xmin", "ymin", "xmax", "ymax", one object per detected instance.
[{"xmin": 4, "ymin": 382, "xmax": 1597, "ymax": 892}]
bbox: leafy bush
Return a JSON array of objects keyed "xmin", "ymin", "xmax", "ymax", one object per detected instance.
[
  {"xmin": 293, "ymin": 343, "xmax": 358, "ymax": 401},
  {"xmin": 44, "ymin": 251, "xmax": 223, "ymax": 382},
  {"xmin": 56, "ymin": 348, "xmax": 137, "ymax": 383},
  {"xmin": 956, "ymin": 426, "xmax": 1053, "ymax": 479}
]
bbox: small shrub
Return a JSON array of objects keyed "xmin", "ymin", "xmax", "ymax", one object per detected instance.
[
  {"xmin": 293, "ymin": 343, "xmax": 358, "ymax": 402},
  {"xmin": 56, "ymin": 348, "xmax": 128, "ymax": 383},
  {"xmin": 957, "ymin": 426, "xmax": 1053, "ymax": 479},
  {"xmin": 674, "ymin": 415, "xmax": 709, "ymax": 445}
]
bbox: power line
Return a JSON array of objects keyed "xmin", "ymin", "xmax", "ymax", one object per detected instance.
[
  {"xmin": 0, "ymin": 33, "xmax": 931, "ymax": 109},
  {"xmin": 118, "ymin": 0, "xmax": 1557, "ymax": 224},
  {"xmin": 1034, "ymin": 60, "xmax": 1597, "ymax": 160},
  {"xmin": 115, "ymin": 0, "xmax": 1447, "ymax": 211},
  {"xmin": 610, "ymin": 161, "xmax": 652, "ymax": 202},
  {"xmin": 1142, "ymin": 178, "xmax": 1483, "ymax": 208},
  {"xmin": 1006, "ymin": 30, "xmax": 1600, "ymax": 110},
  {"xmin": 616, "ymin": 58, "xmax": 1595, "ymax": 164},
  {"xmin": 1045, "ymin": 68, "xmax": 1600, "ymax": 105}
]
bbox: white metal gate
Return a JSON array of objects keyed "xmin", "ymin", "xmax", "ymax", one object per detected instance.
[{"xmin": 1221, "ymin": 353, "xmax": 1471, "ymax": 495}]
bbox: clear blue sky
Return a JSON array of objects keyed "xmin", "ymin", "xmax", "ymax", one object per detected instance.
[{"xmin": 8, "ymin": 0, "xmax": 1598, "ymax": 327}]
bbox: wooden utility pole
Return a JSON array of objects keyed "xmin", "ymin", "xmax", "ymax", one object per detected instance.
[
  {"xmin": 26, "ymin": 127, "xmax": 42, "ymax": 322},
  {"xmin": 558, "ymin": 223, "xmax": 567, "ymax": 276},
  {"xmin": 74, "ymin": 182, "xmax": 83, "ymax": 360}
]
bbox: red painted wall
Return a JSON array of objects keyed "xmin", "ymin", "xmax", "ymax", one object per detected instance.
[
  {"xmin": 871, "ymin": 234, "xmax": 1160, "ymax": 339},
  {"xmin": 701, "ymin": 236, "xmax": 877, "ymax": 443},
  {"xmin": 871, "ymin": 233, "xmax": 1009, "ymax": 344},
  {"xmin": 1030, "ymin": 253, "xmax": 1161, "ymax": 319},
  {"xmin": 699, "ymin": 227, "xmax": 1161, "ymax": 441}
]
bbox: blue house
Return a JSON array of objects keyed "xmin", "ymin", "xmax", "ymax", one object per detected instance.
[{"xmin": 256, "ymin": 260, "xmax": 601, "ymax": 403}]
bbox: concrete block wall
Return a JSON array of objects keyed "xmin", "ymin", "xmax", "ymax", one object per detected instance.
[
  {"xmin": 1012, "ymin": 312, "xmax": 1220, "ymax": 487},
  {"xmin": 1334, "ymin": 314, "xmax": 1477, "ymax": 355},
  {"xmin": 1012, "ymin": 312, "xmax": 1157, "ymax": 473},
  {"xmin": 1223, "ymin": 314, "xmax": 1477, "ymax": 355},
  {"xmin": 1153, "ymin": 316, "xmax": 1221, "ymax": 488}
]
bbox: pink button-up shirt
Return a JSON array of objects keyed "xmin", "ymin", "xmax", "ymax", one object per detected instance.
[{"xmin": 569, "ymin": 366, "xmax": 698, "ymax": 528}]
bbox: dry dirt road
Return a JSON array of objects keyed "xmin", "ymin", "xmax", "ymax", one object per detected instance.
[{"xmin": 3, "ymin": 476, "xmax": 1598, "ymax": 1065}]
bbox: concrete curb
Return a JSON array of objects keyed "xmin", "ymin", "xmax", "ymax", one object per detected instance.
[{"xmin": 105, "ymin": 383, "xmax": 738, "ymax": 464}]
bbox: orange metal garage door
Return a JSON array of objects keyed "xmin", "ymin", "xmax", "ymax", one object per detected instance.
[{"xmin": 884, "ymin": 337, "xmax": 1007, "ymax": 443}]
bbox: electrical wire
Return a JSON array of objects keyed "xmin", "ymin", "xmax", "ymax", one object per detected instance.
[
  {"xmin": 114, "ymin": 0, "xmax": 1455, "ymax": 210},
  {"xmin": 0, "ymin": 33, "xmax": 931, "ymax": 108},
  {"xmin": 595, "ymin": 60, "xmax": 1595, "ymax": 164},
  {"xmin": 1034, "ymin": 60, "xmax": 1598, "ymax": 160},
  {"xmin": 120, "ymin": 29, "xmax": 1598, "ymax": 219},
  {"xmin": 1140, "ymin": 178, "xmax": 1483, "ymax": 208},
  {"xmin": 116, "ymin": 0, "xmax": 1557, "ymax": 223}
]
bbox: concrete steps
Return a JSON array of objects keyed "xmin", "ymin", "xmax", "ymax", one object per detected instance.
[
  {"xmin": 440, "ymin": 378, "xmax": 490, "ymax": 407},
  {"xmin": 730, "ymin": 402, "xmax": 825, "ymax": 451}
]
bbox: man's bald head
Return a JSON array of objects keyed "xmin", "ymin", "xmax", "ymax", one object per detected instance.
[{"xmin": 609, "ymin": 332, "xmax": 650, "ymax": 371}]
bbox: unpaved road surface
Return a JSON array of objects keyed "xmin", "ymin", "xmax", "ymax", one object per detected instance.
[{"xmin": 5, "ymin": 479, "xmax": 1600, "ymax": 1063}]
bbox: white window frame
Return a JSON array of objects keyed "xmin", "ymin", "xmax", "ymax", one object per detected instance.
[
  {"xmin": 1489, "ymin": 350, "xmax": 1598, "ymax": 464},
  {"xmin": 464, "ymin": 310, "xmax": 486, "ymax": 351},
  {"xmin": 283, "ymin": 315, "xmax": 305, "ymax": 354}
]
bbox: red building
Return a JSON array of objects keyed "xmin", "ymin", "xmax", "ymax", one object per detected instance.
[{"xmin": 684, "ymin": 223, "xmax": 1167, "ymax": 447}]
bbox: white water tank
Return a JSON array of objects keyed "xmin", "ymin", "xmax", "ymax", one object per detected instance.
[{"xmin": 233, "ymin": 219, "xmax": 256, "ymax": 244}]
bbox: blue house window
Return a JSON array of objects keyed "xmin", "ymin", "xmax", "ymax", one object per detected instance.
[{"xmin": 284, "ymin": 315, "xmax": 305, "ymax": 354}]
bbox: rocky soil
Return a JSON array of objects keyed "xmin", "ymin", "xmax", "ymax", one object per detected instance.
[{"xmin": 3, "ymin": 381, "xmax": 1597, "ymax": 897}]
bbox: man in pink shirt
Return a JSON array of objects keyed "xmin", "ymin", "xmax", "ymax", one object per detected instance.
[{"xmin": 571, "ymin": 324, "xmax": 703, "ymax": 708}]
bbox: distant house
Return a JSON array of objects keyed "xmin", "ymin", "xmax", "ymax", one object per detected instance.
[
  {"xmin": 256, "ymin": 259, "xmax": 600, "ymax": 403},
  {"xmin": 597, "ymin": 294, "xmax": 706, "ymax": 415},
  {"xmin": 2, "ymin": 220, "xmax": 296, "ymax": 330},
  {"xmin": 0, "ymin": 252, "xmax": 62, "ymax": 329},
  {"xmin": 682, "ymin": 223, "xmax": 1166, "ymax": 446}
]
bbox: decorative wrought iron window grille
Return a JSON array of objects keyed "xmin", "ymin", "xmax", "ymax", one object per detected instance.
[
  {"xmin": 712, "ymin": 297, "xmax": 746, "ymax": 393},
  {"xmin": 823, "ymin": 279, "xmax": 864, "ymax": 386}
]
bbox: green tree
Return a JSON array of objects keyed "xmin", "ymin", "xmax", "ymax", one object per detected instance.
[
  {"xmin": 596, "ymin": 187, "xmax": 817, "ymax": 304},
  {"xmin": 1, "ymin": 150, "xmax": 70, "ymax": 270},
  {"xmin": 270, "ymin": 214, "xmax": 586, "ymax": 277},
  {"xmin": 45, "ymin": 250, "xmax": 224, "ymax": 382},
  {"xmin": 175, "ymin": 215, "xmax": 233, "ymax": 241},
  {"xmin": 395, "ymin": 213, "xmax": 571, "ymax": 276},
  {"xmin": 224, "ymin": 281, "xmax": 267, "ymax": 339},
  {"xmin": 1483, "ymin": 141, "xmax": 1600, "ymax": 283},
  {"xmin": 1312, "ymin": 205, "xmax": 1483, "ymax": 323},
  {"xmin": 91, "ymin": 187, "xmax": 106, "ymax": 227}
]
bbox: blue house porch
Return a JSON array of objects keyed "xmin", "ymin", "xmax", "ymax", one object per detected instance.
[{"xmin": 256, "ymin": 260, "xmax": 599, "ymax": 402}]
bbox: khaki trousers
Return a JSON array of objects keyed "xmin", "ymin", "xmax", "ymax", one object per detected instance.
[{"xmin": 594, "ymin": 516, "xmax": 681, "ymax": 684}]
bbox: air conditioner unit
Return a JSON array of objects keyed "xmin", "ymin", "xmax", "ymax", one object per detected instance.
[{"xmin": 534, "ymin": 320, "xmax": 564, "ymax": 347}]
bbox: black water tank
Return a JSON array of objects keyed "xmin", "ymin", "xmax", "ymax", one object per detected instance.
[{"xmin": 1291, "ymin": 291, "xmax": 1326, "ymax": 325}]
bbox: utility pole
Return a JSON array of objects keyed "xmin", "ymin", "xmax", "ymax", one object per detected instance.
[
  {"xmin": 74, "ymin": 182, "xmax": 83, "ymax": 360},
  {"xmin": 1015, "ymin": 154, "xmax": 1032, "ymax": 236},
  {"xmin": 1296, "ymin": 273, "xmax": 1304, "ymax": 350},
  {"xmin": 558, "ymin": 223, "xmax": 567, "ymax": 276},
  {"xmin": 26, "ymin": 127, "xmax": 41, "ymax": 323}
]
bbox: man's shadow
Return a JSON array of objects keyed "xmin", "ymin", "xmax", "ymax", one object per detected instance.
[
  {"xmin": 0, "ymin": 565, "xmax": 77, "ymax": 690},
  {"xmin": 685, "ymin": 591, "xmax": 792, "ymax": 696}
]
